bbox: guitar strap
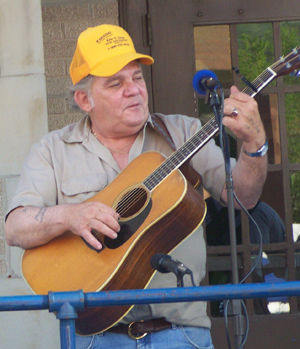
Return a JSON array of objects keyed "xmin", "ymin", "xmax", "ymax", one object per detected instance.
[
  {"xmin": 151, "ymin": 114, "xmax": 201, "ymax": 188},
  {"xmin": 151, "ymin": 114, "xmax": 176, "ymax": 151}
]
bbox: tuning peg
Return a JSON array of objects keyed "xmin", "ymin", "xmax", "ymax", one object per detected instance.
[
  {"xmin": 286, "ymin": 62, "xmax": 292, "ymax": 69},
  {"xmin": 290, "ymin": 70, "xmax": 300, "ymax": 77}
]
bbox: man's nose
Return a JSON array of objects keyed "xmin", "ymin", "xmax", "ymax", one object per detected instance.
[{"xmin": 124, "ymin": 80, "xmax": 139, "ymax": 96}]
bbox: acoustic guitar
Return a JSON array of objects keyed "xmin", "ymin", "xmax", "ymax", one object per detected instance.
[{"xmin": 22, "ymin": 47, "xmax": 300, "ymax": 335}]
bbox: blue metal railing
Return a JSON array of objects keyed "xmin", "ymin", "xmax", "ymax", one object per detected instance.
[{"xmin": 1, "ymin": 281, "xmax": 300, "ymax": 349}]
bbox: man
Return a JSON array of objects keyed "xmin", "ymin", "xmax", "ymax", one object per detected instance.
[
  {"xmin": 5, "ymin": 24, "xmax": 267, "ymax": 348},
  {"xmin": 205, "ymin": 198, "xmax": 286, "ymax": 246}
]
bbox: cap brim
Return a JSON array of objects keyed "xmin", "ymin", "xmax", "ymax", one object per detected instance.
[{"xmin": 90, "ymin": 52, "xmax": 154, "ymax": 77}]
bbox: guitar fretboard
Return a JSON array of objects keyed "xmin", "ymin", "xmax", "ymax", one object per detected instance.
[
  {"xmin": 243, "ymin": 67, "xmax": 276, "ymax": 97},
  {"xmin": 143, "ymin": 64, "xmax": 279, "ymax": 192},
  {"xmin": 144, "ymin": 117, "xmax": 219, "ymax": 191}
]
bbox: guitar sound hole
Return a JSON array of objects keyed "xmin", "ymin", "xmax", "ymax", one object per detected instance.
[
  {"xmin": 104, "ymin": 186, "xmax": 152, "ymax": 249},
  {"xmin": 116, "ymin": 187, "xmax": 148, "ymax": 218}
]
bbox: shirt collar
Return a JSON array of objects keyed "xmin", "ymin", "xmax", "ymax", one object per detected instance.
[
  {"xmin": 61, "ymin": 115, "xmax": 91, "ymax": 144},
  {"xmin": 60, "ymin": 114, "xmax": 155, "ymax": 144}
]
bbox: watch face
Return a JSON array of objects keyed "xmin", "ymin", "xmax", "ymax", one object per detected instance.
[
  {"xmin": 258, "ymin": 140, "xmax": 269, "ymax": 157},
  {"xmin": 260, "ymin": 144, "xmax": 268, "ymax": 156}
]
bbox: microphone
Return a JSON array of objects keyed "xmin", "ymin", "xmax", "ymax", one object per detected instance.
[
  {"xmin": 192, "ymin": 69, "xmax": 221, "ymax": 95},
  {"xmin": 150, "ymin": 253, "xmax": 191, "ymax": 275}
]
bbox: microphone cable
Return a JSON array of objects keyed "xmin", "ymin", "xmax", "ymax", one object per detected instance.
[
  {"xmin": 213, "ymin": 88, "xmax": 264, "ymax": 349},
  {"xmin": 222, "ymin": 193, "xmax": 264, "ymax": 349}
]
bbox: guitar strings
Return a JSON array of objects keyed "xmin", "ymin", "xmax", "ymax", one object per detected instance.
[
  {"xmin": 92, "ymin": 228, "xmax": 103, "ymax": 241},
  {"xmin": 242, "ymin": 49, "xmax": 298, "ymax": 96},
  {"xmin": 110, "ymin": 120, "xmax": 218, "ymax": 218},
  {"xmin": 109, "ymin": 52, "xmax": 296, "ymax": 218},
  {"xmin": 111, "ymin": 187, "xmax": 148, "ymax": 216}
]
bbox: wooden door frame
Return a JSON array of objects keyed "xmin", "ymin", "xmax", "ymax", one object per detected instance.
[
  {"xmin": 119, "ymin": 0, "xmax": 300, "ymax": 115},
  {"xmin": 118, "ymin": 1, "xmax": 300, "ymax": 348},
  {"xmin": 118, "ymin": 0, "xmax": 154, "ymax": 112}
]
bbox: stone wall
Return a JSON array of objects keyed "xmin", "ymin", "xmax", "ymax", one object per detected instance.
[
  {"xmin": 42, "ymin": 1, "xmax": 118, "ymax": 132},
  {"xmin": 0, "ymin": 0, "xmax": 48, "ymax": 280},
  {"xmin": 0, "ymin": 1, "xmax": 118, "ymax": 347}
]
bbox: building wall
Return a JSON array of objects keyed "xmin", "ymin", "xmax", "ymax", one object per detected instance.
[
  {"xmin": 42, "ymin": 1, "xmax": 118, "ymax": 132},
  {"xmin": 0, "ymin": 1, "xmax": 118, "ymax": 348}
]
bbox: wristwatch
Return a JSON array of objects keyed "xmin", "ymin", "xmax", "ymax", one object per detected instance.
[{"xmin": 243, "ymin": 139, "xmax": 268, "ymax": 157}]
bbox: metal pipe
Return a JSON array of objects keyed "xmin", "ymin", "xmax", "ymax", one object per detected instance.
[
  {"xmin": 1, "ymin": 282, "xmax": 300, "ymax": 349},
  {"xmin": 1, "ymin": 282, "xmax": 300, "ymax": 311}
]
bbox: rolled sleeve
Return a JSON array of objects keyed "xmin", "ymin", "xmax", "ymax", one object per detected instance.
[{"xmin": 7, "ymin": 140, "xmax": 58, "ymax": 216}]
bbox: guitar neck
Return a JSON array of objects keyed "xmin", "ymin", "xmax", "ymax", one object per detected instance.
[
  {"xmin": 242, "ymin": 67, "xmax": 277, "ymax": 97},
  {"xmin": 144, "ymin": 65, "xmax": 279, "ymax": 192}
]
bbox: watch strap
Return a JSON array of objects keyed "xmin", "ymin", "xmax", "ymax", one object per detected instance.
[{"xmin": 243, "ymin": 138, "xmax": 268, "ymax": 157}]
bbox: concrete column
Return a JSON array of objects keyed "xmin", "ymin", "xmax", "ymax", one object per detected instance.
[
  {"xmin": 0, "ymin": 1, "xmax": 59, "ymax": 348},
  {"xmin": 0, "ymin": 1, "xmax": 119, "ymax": 347},
  {"xmin": 0, "ymin": 0, "xmax": 48, "ymax": 176}
]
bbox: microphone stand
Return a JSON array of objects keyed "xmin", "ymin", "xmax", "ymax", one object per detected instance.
[
  {"xmin": 207, "ymin": 89, "xmax": 245, "ymax": 349},
  {"xmin": 175, "ymin": 264, "xmax": 191, "ymax": 288},
  {"xmin": 176, "ymin": 271, "xmax": 185, "ymax": 288}
]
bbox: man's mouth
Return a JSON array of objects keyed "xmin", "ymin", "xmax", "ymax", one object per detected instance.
[{"xmin": 125, "ymin": 103, "xmax": 140, "ymax": 110}]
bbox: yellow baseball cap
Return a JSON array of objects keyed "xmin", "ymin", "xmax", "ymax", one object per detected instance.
[{"xmin": 69, "ymin": 24, "xmax": 154, "ymax": 85}]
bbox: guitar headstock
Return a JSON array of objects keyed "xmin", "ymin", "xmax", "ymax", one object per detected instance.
[{"xmin": 272, "ymin": 46, "xmax": 300, "ymax": 77}]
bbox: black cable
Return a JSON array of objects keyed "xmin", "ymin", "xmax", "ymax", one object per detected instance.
[
  {"xmin": 234, "ymin": 193, "xmax": 263, "ymax": 285},
  {"xmin": 205, "ymin": 84, "xmax": 264, "ymax": 349},
  {"xmin": 211, "ymin": 87, "xmax": 264, "ymax": 349},
  {"xmin": 188, "ymin": 271, "xmax": 197, "ymax": 287},
  {"xmin": 232, "ymin": 66, "xmax": 258, "ymax": 93},
  {"xmin": 221, "ymin": 194, "xmax": 263, "ymax": 349}
]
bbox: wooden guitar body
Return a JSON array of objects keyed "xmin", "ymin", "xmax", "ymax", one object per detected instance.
[
  {"xmin": 21, "ymin": 47, "xmax": 300, "ymax": 335},
  {"xmin": 22, "ymin": 151, "xmax": 206, "ymax": 335}
]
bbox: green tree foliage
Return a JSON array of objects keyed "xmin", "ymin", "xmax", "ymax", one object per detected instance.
[
  {"xmin": 237, "ymin": 23, "xmax": 273, "ymax": 83},
  {"xmin": 237, "ymin": 22, "xmax": 300, "ymax": 223},
  {"xmin": 281, "ymin": 22, "xmax": 300, "ymax": 223}
]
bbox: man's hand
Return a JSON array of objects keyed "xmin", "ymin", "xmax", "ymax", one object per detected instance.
[
  {"xmin": 63, "ymin": 202, "xmax": 120, "ymax": 250},
  {"xmin": 222, "ymin": 86, "xmax": 266, "ymax": 151},
  {"xmin": 220, "ymin": 86, "xmax": 268, "ymax": 209},
  {"xmin": 5, "ymin": 202, "xmax": 120, "ymax": 251}
]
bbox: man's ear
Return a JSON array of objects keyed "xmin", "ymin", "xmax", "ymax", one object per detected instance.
[{"xmin": 74, "ymin": 90, "xmax": 93, "ymax": 112}]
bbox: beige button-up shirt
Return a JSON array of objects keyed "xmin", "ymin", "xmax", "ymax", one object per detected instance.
[{"xmin": 8, "ymin": 113, "xmax": 236, "ymax": 329}]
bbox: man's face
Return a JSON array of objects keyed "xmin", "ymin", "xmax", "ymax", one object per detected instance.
[{"xmin": 89, "ymin": 60, "xmax": 149, "ymax": 137}]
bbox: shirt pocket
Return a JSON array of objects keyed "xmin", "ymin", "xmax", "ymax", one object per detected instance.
[{"xmin": 61, "ymin": 174, "xmax": 108, "ymax": 198}]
